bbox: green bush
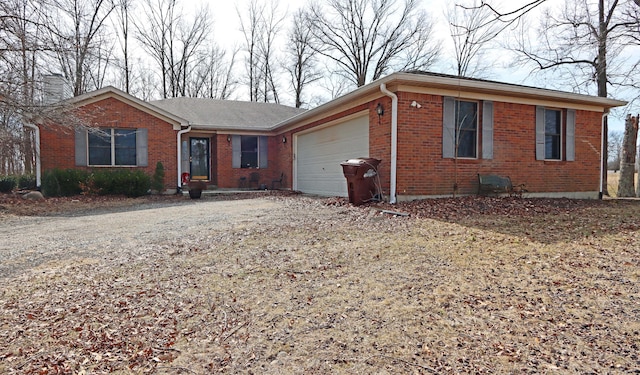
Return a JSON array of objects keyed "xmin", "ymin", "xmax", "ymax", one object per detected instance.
[
  {"xmin": 17, "ymin": 174, "xmax": 36, "ymax": 190},
  {"xmin": 0, "ymin": 175, "xmax": 17, "ymax": 193},
  {"xmin": 41, "ymin": 168, "xmax": 151, "ymax": 197},
  {"xmin": 90, "ymin": 169, "xmax": 151, "ymax": 197},
  {"xmin": 152, "ymin": 161, "xmax": 165, "ymax": 193},
  {"xmin": 42, "ymin": 169, "xmax": 89, "ymax": 197}
]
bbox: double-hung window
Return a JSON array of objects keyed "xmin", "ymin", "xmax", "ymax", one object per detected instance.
[
  {"xmin": 544, "ymin": 109, "xmax": 562, "ymax": 160},
  {"xmin": 443, "ymin": 97, "xmax": 494, "ymax": 159},
  {"xmin": 232, "ymin": 135, "xmax": 268, "ymax": 168},
  {"xmin": 536, "ymin": 106, "xmax": 575, "ymax": 161},
  {"xmin": 241, "ymin": 136, "xmax": 259, "ymax": 168},
  {"xmin": 454, "ymin": 100, "xmax": 478, "ymax": 158},
  {"xmin": 75, "ymin": 127, "xmax": 148, "ymax": 167},
  {"xmin": 88, "ymin": 129, "xmax": 137, "ymax": 166}
]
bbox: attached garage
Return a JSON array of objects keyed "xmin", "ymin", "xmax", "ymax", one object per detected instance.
[{"xmin": 295, "ymin": 114, "xmax": 369, "ymax": 196}]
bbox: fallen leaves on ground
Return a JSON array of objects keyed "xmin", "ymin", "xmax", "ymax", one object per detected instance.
[{"xmin": 0, "ymin": 193, "xmax": 638, "ymax": 374}]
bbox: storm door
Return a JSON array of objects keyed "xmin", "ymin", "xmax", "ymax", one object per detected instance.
[{"xmin": 190, "ymin": 137, "xmax": 210, "ymax": 180}]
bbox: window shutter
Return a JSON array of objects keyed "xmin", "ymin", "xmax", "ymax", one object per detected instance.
[
  {"xmin": 566, "ymin": 109, "xmax": 576, "ymax": 161},
  {"xmin": 482, "ymin": 101, "xmax": 494, "ymax": 159},
  {"xmin": 75, "ymin": 128, "xmax": 87, "ymax": 166},
  {"xmin": 136, "ymin": 128, "xmax": 148, "ymax": 166},
  {"xmin": 258, "ymin": 136, "xmax": 268, "ymax": 168},
  {"xmin": 535, "ymin": 106, "xmax": 546, "ymax": 160},
  {"xmin": 232, "ymin": 135, "xmax": 241, "ymax": 168},
  {"xmin": 442, "ymin": 96, "xmax": 455, "ymax": 158}
]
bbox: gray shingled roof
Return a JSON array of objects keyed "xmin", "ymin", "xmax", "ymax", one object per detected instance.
[{"xmin": 150, "ymin": 97, "xmax": 306, "ymax": 131}]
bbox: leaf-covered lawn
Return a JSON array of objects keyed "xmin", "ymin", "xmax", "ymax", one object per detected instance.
[{"xmin": 1, "ymin": 195, "xmax": 639, "ymax": 374}]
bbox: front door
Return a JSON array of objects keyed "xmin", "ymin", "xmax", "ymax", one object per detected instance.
[{"xmin": 190, "ymin": 137, "xmax": 210, "ymax": 180}]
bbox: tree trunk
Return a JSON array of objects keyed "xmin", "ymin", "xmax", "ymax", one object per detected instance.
[
  {"xmin": 597, "ymin": 0, "xmax": 609, "ymax": 196},
  {"xmin": 617, "ymin": 114, "xmax": 638, "ymax": 197},
  {"xmin": 636, "ymin": 143, "xmax": 640, "ymax": 197}
]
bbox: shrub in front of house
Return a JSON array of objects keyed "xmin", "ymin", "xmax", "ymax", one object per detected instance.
[
  {"xmin": 42, "ymin": 169, "xmax": 151, "ymax": 197},
  {"xmin": 90, "ymin": 169, "xmax": 151, "ymax": 197},
  {"xmin": 42, "ymin": 169, "xmax": 89, "ymax": 197},
  {"xmin": 17, "ymin": 174, "xmax": 36, "ymax": 190},
  {"xmin": 0, "ymin": 175, "xmax": 17, "ymax": 193},
  {"xmin": 151, "ymin": 161, "xmax": 165, "ymax": 193}
]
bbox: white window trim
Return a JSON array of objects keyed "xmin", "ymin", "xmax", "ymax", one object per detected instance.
[{"xmin": 87, "ymin": 128, "xmax": 138, "ymax": 167}]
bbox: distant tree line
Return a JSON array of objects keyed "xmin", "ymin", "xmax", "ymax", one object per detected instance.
[{"xmin": 1, "ymin": 0, "xmax": 639, "ymax": 197}]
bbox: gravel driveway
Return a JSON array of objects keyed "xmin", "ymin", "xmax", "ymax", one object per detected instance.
[
  {"xmin": 0, "ymin": 198, "xmax": 300, "ymax": 279},
  {"xmin": 1, "ymin": 195, "xmax": 638, "ymax": 374}
]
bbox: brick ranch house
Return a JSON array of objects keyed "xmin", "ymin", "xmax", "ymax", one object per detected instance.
[{"xmin": 36, "ymin": 72, "xmax": 626, "ymax": 202}]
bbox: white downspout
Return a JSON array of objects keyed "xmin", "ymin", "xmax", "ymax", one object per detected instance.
[
  {"xmin": 599, "ymin": 111, "xmax": 609, "ymax": 200},
  {"xmin": 177, "ymin": 126, "xmax": 192, "ymax": 192},
  {"xmin": 23, "ymin": 123, "xmax": 41, "ymax": 189},
  {"xmin": 380, "ymin": 83, "xmax": 398, "ymax": 204}
]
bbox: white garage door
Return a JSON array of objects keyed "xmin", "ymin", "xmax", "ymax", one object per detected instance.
[{"xmin": 296, "ymin": 115, "xmax": 369, "ymax": 196}]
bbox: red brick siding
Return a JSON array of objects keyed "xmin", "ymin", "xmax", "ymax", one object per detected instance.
[
  {"xmin": 214, "ymin": 134, "xmax": 285, "ymax": 189},
  {"xmin": 275, "ymin": 132, "xmax": 293, "ymax": 189},
  {"xmin": 294, "ymin": 92, "xmax": 603, "ymax": 198},
  {"xmin": 386, "ymin": 93, "xmax": 602, "ymax": 196},
  {"xmin": 39, "ymin": 93, "xmax": 603, "ymax": 197},
  {"xmin": 39, "ymin": 97, "xmax": 178, "ymax": 191}
]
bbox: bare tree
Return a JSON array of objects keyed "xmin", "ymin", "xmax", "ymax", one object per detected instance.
[
  {"xmin": 259, "ymin": 1, "xmax": 285, "ymax": 103},
  {"xmin": 173, "ymin": 8, "xmax": 211, "ymax": 97},
  {"xmin": 608, "ymin": 129, "xmax": 623, "ymax": 170},
  {"xmin": 504, "ymin": 0, "xmax": 639, "ymax": 195},
  {"xmin": 135, "ymin": 0, "xmax": 212, "ymax": 98},
  {"xmin": 238, "ymin": 0, "xmax": 262, "ymax": 102},
  {"xmin": 637, "ymin": 138, "xmax": 640, "ymax": 197},
  {"xmin": 113, "ymin": 0, "xmax": 133, "ymax": 93},
  {"xmin": 319, "ymin": 72, "xmax": 352, "ymax": 101},
  {"xmin": 238, "ymin": 0, "xmax": 285, "ymax": 102},
  {"xmin": 463, "ymin": 0, "xmax": 547, "ymax": 31},
  {"xmin": 304, "ymin": 0, "xmax": 441, "ymax": 87},
  {"xmin": 513, "ymin": 1, "xmax": 638, "ymax": 97},
  {"xmin": 47, "ymin": 0, "xmax": 116, "ymax": 96},
  {"xmin": 1, "ymin": 0, "xmax": 51, "ymax": 175},
  {"xmin": 446, "ymin": 0, "xmax": 501, "ymax": 77},
  {"xmin": 130, "ymin": 59, "xmax": 158, "ymax": 101},
  {"xmin": 618, "ymin": 114, "xmax": 638, "ymax": 197},
  {"xmin": 134, "ymin": 0, "xmax": 172, "ymax": 98},
  {"xmin": 187, "ymin": 46, "xmax": 239, "ymax": 99},
  {"xmin": 284, "ymin": 9, "xmax": 321, "ymax": 108}
]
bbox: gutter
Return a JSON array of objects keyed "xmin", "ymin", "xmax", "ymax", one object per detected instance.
[
  {"xmin": 272, "ymin": 72, "xmax": 626, "ymax": 133},
  {"xmin": 380, "ymin": 83, "xmax": 398, "ymax": 204},
  {"xmin": 599, "ymin": 111, "xmax": 609, "ymax": 200},
  {"xmin": 177, "ymin": 126, "xmax": 192, "ymax": 193},
  {"xmin": 23, "ymin": 123, "xmax": 41, "ymax": 189}
]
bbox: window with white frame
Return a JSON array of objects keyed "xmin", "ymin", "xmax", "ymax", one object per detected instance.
[{"xmin": 88, "ymin": 128, "xmax": 137, "ymax": 166}]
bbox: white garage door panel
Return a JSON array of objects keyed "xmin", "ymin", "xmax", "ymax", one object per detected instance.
[{"xmin": 296, "ymin": 116, "xmax": 369, "ymax": 196}]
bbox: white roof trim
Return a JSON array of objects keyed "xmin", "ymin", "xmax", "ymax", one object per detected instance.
[
  {"xmin": 272, "ymin": 72, "xmax": 627, "ymax": 131},
  {"xmin": 65, "ymin": 86, "xmax": 190, "ymax": 128}
]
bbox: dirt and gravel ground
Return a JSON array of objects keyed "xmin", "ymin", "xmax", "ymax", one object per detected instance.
[{"xmin": 0, "ymin": 192, "xmax": 639, "ymax": 374}]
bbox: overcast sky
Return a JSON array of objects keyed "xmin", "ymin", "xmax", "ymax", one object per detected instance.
[{"xmin": 194, "ymin": 0, "xmax": 630, "ymax": 132}]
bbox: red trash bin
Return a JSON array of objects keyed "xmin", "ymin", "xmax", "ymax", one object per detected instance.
[{"xmin": 340, "ymin": 158, "xmax": 381, "ymax": 205}]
